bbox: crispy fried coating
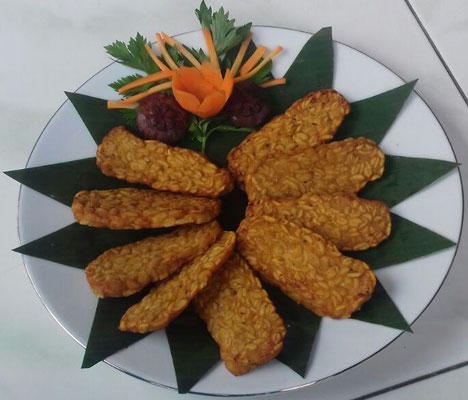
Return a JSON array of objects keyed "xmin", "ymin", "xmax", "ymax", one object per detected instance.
[
  {"xmin": 119, "ymin": 231, "xmax": 236, "ymax": 333},
  {"xmin": 245, "ymin": 137, "xmax": 385, "ymax": 201},
  {"xmin": 246, "ymin": 194, "xmax": 391, "ymax": 251},
  {"xmin": 237, "ymin": 216, "xmax": 376, "ymax": 318},
  {"xmin": 194, "ymin": 252, "xmax": 285, "ymax": 375},
  {"xmin": 96, "ymin": 127, "xmax": 233, "ymax": 198},
  {"xmin": 227, "ymin": 90, "xmax": 350, "ymax": 186},
  {"xmin": 85, "ymin": 221, "xmax": 222, "ymax": 298},
  {"xmin": 71, "ymin": 188, "xmax": 220, "ymax": 229}
]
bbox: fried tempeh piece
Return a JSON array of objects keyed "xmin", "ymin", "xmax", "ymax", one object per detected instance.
[
  {"xmin": 237, "ymin": 216, "xmax": 376, "ymax": 318},
  {"xmin": 246, "ymin": 193, "xmax": 391, "ymax": 251},
  {"xmin": 72, "ymin": 188, "xmax": 220, "ymax": 229},
  {"xmin": 85, "ymin": 221, "xmax": 222, "ymax": 298},
  {"xmin": 227, "ymin": 90, "xmax": 350, "ymax": 186},
  {"xmin": 194, "ymin": 252, "xmax": 285, "ymax": 375},
  {"xmin": 119, "ymin": 231, "xmax": 236, "ymax": 333},
  {"xmin": 96, "ymin": 127, "xmax": 233, "ymax": 198},
  {"xmin": 245, "ymin": 137, "xmax": 385, "ymax": 201}
]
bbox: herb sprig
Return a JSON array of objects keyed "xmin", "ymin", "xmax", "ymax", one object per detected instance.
[
  {"xmin": 189, "ymin": 116, "xmax": 253, "ymax": 153},
  {"xmin": 105, "ymin": 33, "xmax": 158, "ymax": 74},
  {"xmin": 195, "ymin": 1, "xmax": 251, "ymax": 56}
]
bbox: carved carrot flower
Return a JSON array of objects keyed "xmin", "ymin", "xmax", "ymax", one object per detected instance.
[{"xmin": 171, "ymin": 29, "xmax": 234, "ymax": 118}]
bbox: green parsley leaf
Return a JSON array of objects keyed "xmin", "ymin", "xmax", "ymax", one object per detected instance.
[
  {"xmin": 195, "ymin": 1, "xmax": 251, "ymax": 56},
  {"xmin": 108, "ymin": 74, "xmax": 154, "ymax": 98},
  {"xmin": 104, "ymin": 33, "xmax": 159, "ymax": 74},
  {"xmin": 188, "ymin": 115, "xmax": 253, "ymax": 153},
  {"xmin": 188, "ymin": 47, "xmax": 209, "ymax": 63},
  {"xmin": 167, "ymin": 46, "xmax": 185, "ymax": 67}
]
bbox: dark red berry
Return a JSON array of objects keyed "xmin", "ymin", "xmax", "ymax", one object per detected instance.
[
  {"xmin": 136, "ymin": 93, "xmax": 189, "ymax": 144},
  {"xmin": 223, "ymin": 82, "xmax": 270, "ymax": 128}
]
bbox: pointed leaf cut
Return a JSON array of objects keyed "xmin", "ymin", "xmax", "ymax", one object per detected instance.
[
  {"xmin": 65, "ymin": 92, "xmax": 134, "ymax": 144},
  {"xmin": 346, "ymin": 213, "xmax": 456, "ymax": 269},
  {"xmin": 360, "ymin": 155, "xmax": 458, "ymax": 207},
  {"xmin": 5, "ymin": 158, "xmax": 142, "ymax": 207},
  {"xmin": 166, "ymin": 308, "xmax": 220, "ymax": 394},
  {"xmin": 267, "ymin": 27, "xmax": 334, "ymax": 115},
  {"xmin": 14, "ymin": 223, "xmax": 168, "ymax": 269},
  {"xmin": 82, "ymin": 290, "xmax": 150, "ymax": 368},
  {"xmin": 335, "ymin": 80, "xmax": 417, "ymax": 144},
  {"xmin": 265, "ymin": 284, "xmax": 321, "ymax": 377},
  {"xmin": 352, "ymin": 280, "xmax": 412, "ymax": 332}
]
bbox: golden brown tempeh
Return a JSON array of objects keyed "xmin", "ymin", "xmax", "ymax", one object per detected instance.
[
  {"xmin": 194, "ymin": 252, "xmax": 285, "ymax": 375},
  {"xmin": 237, "ymin": 216, "xmax": 376, "ymax": 318},
  {"xmin": 119, "ymin": 231, "xmax": 236, "ymax": 333},
  {"xmin": 85, "ymin": 221, "xmax": 222, "ymax": 298},
  {"xmin": 96, "ymin": 126, "xmax": 233, "ymax": 197},
  {"xmin": 71, "ymin": 188, "xmax": 220, "ymax": 229},
  {"xmin": 227, "ymin": 90, "xmax": 350, "ymax": 186}
]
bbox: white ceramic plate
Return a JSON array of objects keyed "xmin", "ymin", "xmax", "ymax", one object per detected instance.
[{"xmin": 18, "ymin": 27, "xmax": 463, "ymax": 396}]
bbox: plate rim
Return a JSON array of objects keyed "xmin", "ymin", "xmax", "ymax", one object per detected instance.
[{"xmin": 16, "ymin": 25, "xmax": 465, "ymax": 397}]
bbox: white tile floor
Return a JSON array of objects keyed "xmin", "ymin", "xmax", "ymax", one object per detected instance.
[{"xmin": 1, "ymin": 0, "xmax": 468, "ymax": 399}]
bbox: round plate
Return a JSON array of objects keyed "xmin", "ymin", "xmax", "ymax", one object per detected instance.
[{"xmin": 18, "ymin": 27, "xmax": 463, "ymax": 396}]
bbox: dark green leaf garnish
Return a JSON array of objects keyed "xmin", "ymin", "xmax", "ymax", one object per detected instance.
[
  {"xmin": 82, "ymin": 290, "xmax": 151, "ymax": 368},
  {"xmin": 104, "ymin": 33, "xmax": 159, "ymax": 74},
  {"xmin": 195, "ymin": 1, "xmax": 251, "ymax": 56},
  {"xmin": 188, "ymin": 115, "xmax": 253, "ymax": 153},
  {"xmin": 352, "ymin": 280, "xmax": 412, "ymax": 332},
  {"xmin": 335, "ymin": 80, "xmax": 417, "ymax": 144},
  {"xmin": 166, "ymin": 308, "xmax": 220, "ymax": 393},
  {"xmin": 265, "ymin": 285, "xmax": 321, "ymax": 377},
  {"xmin": 267, "ymin": 27, "xmax": 334, "ymax": 115},
  {"xmin": 346, "ymin": 213, "xmax": 456, "ymax": 269},
  {"xmin": 360, "ymin": 155, "xmax": 457, "ymax": 208},
  {"xmin": 5, "ymin": 158, "xmax": 143, "ymax": 207},
  {"xmin": 14, "ymin": 223, "xmax": 169, "ymax": 269}
]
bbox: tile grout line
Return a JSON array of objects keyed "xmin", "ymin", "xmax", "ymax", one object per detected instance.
[
  {"xmin": 403, "ymin": 0, "xmax": 468, "ymax": 106},
  {"xmin": 350, "ymin": 360, "xmax": 468, "ymax": 400}
]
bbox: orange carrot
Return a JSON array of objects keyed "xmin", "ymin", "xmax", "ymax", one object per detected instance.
[
  {"xmin": 231, "ymin": 33, "xmax": 252, "ymax": 76},
  {"xmin": 144, "ymin": 44, "xmax": 170, "ymax": 71},
  {"xmin": 107, "ymin": 101, "xmax": 138, "ymax": 110},
  {"xmin": 221, "ymin": 69, "xmax": 234, "ymax": 99},
  {"xmin": 239, "ymin": 45, "xmax": 266, "ymax": 75},
  {"xmin": 109, "ymin": 81, "xmax": 173, "ymax": 107},
  {"xmin": 197, "ymin": 91, "xmax": 225, "ymax": 119},
  {"xmin": 235, "ymin": 46, "xmax": 283, "ymax": 83},
  {"xmin": 117, "ymin": 70, "xmax": 174, "ymax": 93},
  {"xmin": 156, "ymin": 34, "xmax": 179, "ymax": 71},
  {"xmin": 202, "ymin": 29, "xmax": 220, "ymax": 70},
  {"xmin": 161, "ymin": 32, "xmax": 175, "ymax": 47},
  {"xmin": 259, "ymin": 78, "xmax": 286, "ymax": 88},
  {"xmin": 161, "ymin": 32, "xmax": 202, "ymax": 70}
]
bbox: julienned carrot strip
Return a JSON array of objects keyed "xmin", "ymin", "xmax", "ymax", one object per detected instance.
[
  {"xmin": 230, "ymin": 33, "xmax": 252, "ymax": 76},
  {"xmin": 259, "ymin": 78, "xmax": 286, "ymax": 88},
  {"xmin": 156, "ymin": 34, "xmax": 179, "ymax": 71},
  {"xmin": 161, "ymin": 32, "xmax": 201, "ymax": 69},
  {"xmin": 144, "ymin": 44, "xmax": 170, "ymax": 71},
  {"xmin": 118, "ymin": 70, "xmax": 174, "ymax": 93},
  {"xmin": 221, "ymin": 69, "xmax": 234, "ymax": 99},
  {"xmin": 161, "ymin": 32, "xmax": 175, "ymax": 47},
  {"xmin": 107, "ymin": 101, "xmax": 138, "ymax": 110},
  {"xmin": 108, "ymin": 81, "xmax": 173, "ymax": 107},
  {"xmin": 234, "ymin": 46, "xmax": 283, "ymax": 83},
  {"xmin": 202, "ymin": 29, "xmax": 220, "ymax": 70},
  {"xmin": 175, "ymin": 43, "xmax": 203, "ymax": 69},
  {"xmin": 239, "ymin": 45, "xmax": 266, "ymax": 75}
]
